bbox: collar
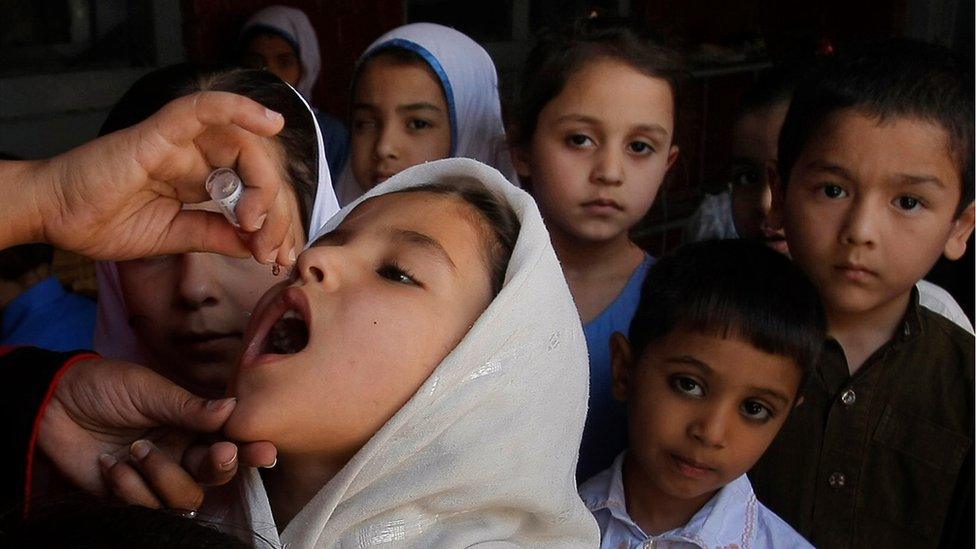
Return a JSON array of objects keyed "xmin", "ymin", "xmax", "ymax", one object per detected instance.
[
  {"xmin": 581, "ymin": 452, "xmax": 760, "ymax": 548},
  {"xmin": 2, "ymin": 276, "xmax": 66, "ymax": 333}
]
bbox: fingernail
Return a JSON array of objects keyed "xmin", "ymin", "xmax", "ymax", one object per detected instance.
[
  {"xmin": 219, "ymin": 451, "xmax": 238, "ymax": 471},
  {"xmin": 288, "ymin": 247, "xmax": 297, "ymax": 263},
  {"xmin": 265, "ymin": 247, "xmax": 279, "ymax": 264},
  {"xmin": 265, "ymin": 108, "xmax": 283, "ymax": 121},
  {"xmin": 130, "ymin": 440, "xmax": 152, "ymax": 461},
  {"xmin": 206, "ymin": 397, "xmax": 236, "ymax": 412},
  {"xmin": 99, "ymin": 453, "xmax": 118, "ymax": 469},
  {"xmin": 260, "ymin": 457, "xmax": 277, "ymax": 469},
  {"xmin": 253, "ymin": 213, "xmax": 267, "ymax": 231}
]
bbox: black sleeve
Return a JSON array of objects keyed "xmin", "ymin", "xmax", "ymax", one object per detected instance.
[{"xmin": 0, "ymin": 347, "xmax": 96, "ymax": 515}]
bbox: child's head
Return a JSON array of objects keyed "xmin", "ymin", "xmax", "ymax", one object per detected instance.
[
  {"xmin": 772, "ymin": 41, "xmax": 975, "ymax": 318},
  {"xmin": 341, "ymin": 23, "xmax": 512, "ymax": 202},
  {"xmin": 728, "ymin": 67, "xmax": 804, "ymax": 253},
  {"xmin": 225, "ymin": 175, "xmax": 520, "ymax": 458},
  {"xmin": 238, "ymin": 5, "xmax": 320, "ymax": 98},
  {"xmin": 97, "ymin": 66, "xmax": 321, "ymax": 396},
  {"xmin": 511, "ymin": 19, "xmax": 682, "ymax": 246},
  {"xmin": 350, "ymin": 47, "xmax": 452, "ymax": 190},
  {"xmin": 610, "ymin": 239, "xmax": 825, "ymax": 504}
]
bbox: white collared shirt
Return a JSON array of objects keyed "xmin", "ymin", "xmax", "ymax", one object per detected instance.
[{"xmin": 579, "ymin": 452, "xmax": 812, "ymax": 549}]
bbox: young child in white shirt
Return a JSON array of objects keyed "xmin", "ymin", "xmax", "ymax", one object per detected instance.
[{"xmin": 580, "ymin": 239, "xmax": 823, "ymax": 548}]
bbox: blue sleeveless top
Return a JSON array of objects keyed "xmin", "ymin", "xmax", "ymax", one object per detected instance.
[{"xmin": 578, "ymin": 255, "xmax": 654, "ymax": 482}]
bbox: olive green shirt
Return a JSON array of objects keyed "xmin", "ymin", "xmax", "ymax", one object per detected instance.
[{"xmin": 750, "ymin": 291, "xmax": 974, "ymax": 548}]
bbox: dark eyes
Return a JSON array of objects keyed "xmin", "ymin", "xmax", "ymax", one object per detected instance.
[
  {"xmin": 740, "ymin": 400, "xmax": 772, "ymax": 421},
  {"xmin": 822, "ymin": 184, "xmax": 847, "ymax": 199},
  {"xmin": 731, "ymin": 169, "xmax": 762, "ymax": 188},
  {"xmin": 568, "ymin": 134, "xmax": 592, "ymax": 147},
  {"xmin": 895, "ymin": 195, "xmax": 923, "ymax": 211},
  {"xmin": 377, "ymin": 264, "xmax": 418, "ymax": 286},
  {"xmin": 628, "ymin": 141, "xmax": 654, "ymax": 154},
  {"xmin": 670, "ymin": 375, "xmax": 704, "ymax": 397},
  {"xmin": 407, "ymin": 119, "xmax": 434, "ymax": 131}
]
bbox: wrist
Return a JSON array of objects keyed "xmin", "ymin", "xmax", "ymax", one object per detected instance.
[{"xmin": 0, "ymin": 158, "xmax": 57, "ymax": 249}]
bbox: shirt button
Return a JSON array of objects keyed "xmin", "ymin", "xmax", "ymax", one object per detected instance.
[
  {"xmin": 841, "ymin": 389, "xmax": 856, "ymax": 406},
  {"xmin": 828, "ymin": 472, "xmax": 846, "ymax": 488}
]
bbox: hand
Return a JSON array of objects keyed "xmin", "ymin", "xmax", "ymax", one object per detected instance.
[
  {"xmin": 37, "ymin": 359, "xmax": 276, "ymax": 505},
  {"xmin": 8, "ymin": 91, "xmax": 297, "ymax": 265}
]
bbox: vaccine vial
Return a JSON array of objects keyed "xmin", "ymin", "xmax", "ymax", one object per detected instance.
[{"xmin": 205, "ymin": 167, "xmax": 243, "ymax": 228}]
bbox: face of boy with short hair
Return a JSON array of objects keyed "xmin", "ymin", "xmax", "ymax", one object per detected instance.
[
  {"xmin": 610, "ymin": 329, "xmax": 802, "ymax": 530},
  {"xmin": 775, "ymin": 110, "xmax": 976, "ymax": 321}
]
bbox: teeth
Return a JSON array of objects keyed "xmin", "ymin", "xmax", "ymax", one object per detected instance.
[{"xmin": 282, "ymin": 308, "xmax": 303, "ymax": 321}]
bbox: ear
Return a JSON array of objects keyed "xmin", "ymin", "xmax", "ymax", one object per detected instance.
[
  {"xmin": 610, "ymin": 332, "xmax": 635, "ymax": 403},
  {"xmin": 943, "ymin": 201, "xmax": 975, "ymax": 261},
  {"xmin": 510, "ymin": 144, "xmax": 532, "ymax": 180},
  {"xmin": 665, "ymin": 145, "xmax": 680, "ymax": 171},
  {"xmin": 766, "ymin": 160, "xmax": 786, "ymax": 232}
]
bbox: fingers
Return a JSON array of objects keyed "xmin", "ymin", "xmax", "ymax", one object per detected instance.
[
  {"xmin": 153, "ymin": 92, "xmax": 284, "ymax": 147},
  {"xmin": 129, "ymin": 369, "xmax": 238, "ymax": 433},
  {"xmin": 100, "ymin": 440, "xmax": 206, "ymax": 511},
  {"xmin": 99, "ymin": 453, "xmax": 164, "ymax": 509},
  {"xmin": 239, "ymin": 441, "xmax": 278, "ymax": 469},
  {"xmin": 182, "ymin": 441, "xmax": 239, "ymax": 487},
  {"xmin": 160, "ymin": 210, "xmax": 251, "ymax": 258}
]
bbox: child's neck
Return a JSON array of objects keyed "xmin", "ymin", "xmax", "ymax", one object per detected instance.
[
  {"xmin": 549, "ymin": 229, "xmax": 646, "ymax": 324},
  {"xmin": 827, "ymin": 289, "xmax": 912, "ymax": 375},
  {"xmin": 622, "ymin": 453, "xmax": 714, "ymax": 536},
  {"xmin": 261, "ymin": 452, "xmax": 348, "ymax": 532}
]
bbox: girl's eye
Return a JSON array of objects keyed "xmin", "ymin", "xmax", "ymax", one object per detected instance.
[
  {"xmin": 567, "ymin": 134, "xmax": 594, "ymax": 148},
  {"xmin": 352, "ymin": 119, "xmax": 377, "ymax": 132},
  {"xmin": 407, "ymin": 119, "xmax": 433, "ymax": 130},
  {"xmin": 895, "ymin": 195, "xmax": 922, "ymax": 211},
  {"xmin": 741, "ymin": 400, "xmax": 772, "ymax": 421},
  {"xmin": 731, "ymin": 169, "xmax": 761, "ymax": 188},
  {"xmin": 628, "ymin": 141, "xmax": 654, "ymax": 155},
  {"xmin": 670, "ymin": 376, "xmax": 704, "ymax": 397},
  {"xmin": 377, "ymin": 264, "xmax": 418, "ymax": 286},
  {"xmin": 822, "ymin": 184, "xmax": 847, "ymax": 199}
]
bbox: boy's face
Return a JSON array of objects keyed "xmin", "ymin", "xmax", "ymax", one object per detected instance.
[
  {"xmin": 513, "ymin": 58, "xmax": 679, "ymax": 246},
  {"xmin": 350, "ymin": 56, "xmax": 452, "ymax": 192},
  {"xmin": 729, "ymin": 102, "xmax": 790, "ymax": 254},
  {"xmin": 774, "ymin": 110, "xmax": 975, "ymax": 319},
  {"xmin": 611, "ymin": 329, "xmax": 801, "ymax": 505},
  {"xmin": 225, "ymin": 192, "xmax": 495, "ymax": 459}
]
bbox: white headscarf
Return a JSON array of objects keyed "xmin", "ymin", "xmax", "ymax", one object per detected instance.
[
  {"xmin": 205, "ymin": 158, "xmax": 598, "ymax": 547},
  {"xmin": 93, "ymin": 83, "xmax": 340, "ymax": 364},
  {"xmin": 334, "ymin": 23, "xmax": 517, "ymax": 206},
  {"xmin": 240, "ymin": 5, "xmax": 321, "ymax": 99}
]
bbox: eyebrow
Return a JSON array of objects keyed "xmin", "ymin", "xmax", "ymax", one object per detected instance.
[
  {"xmin": 894, "ymin": 173, "xmax": 946, "ymax": 189},
  {"xmin": 555, "ymin": 114, "xmax": 670, "ymax": 138},
  {"xmin": 804, "ymin": 161, "xmax": 855, "ymax": 180},
  {"xmin": 390, "ymin": 229, "xmax": 457, "ymax": 273},
  {"xmin": 747, "ymin": 386, "xmax": 791, "ymax": 407},
  {"xmin": 397, "ymin": 102, "xmax": 443, "ymax": 114}
]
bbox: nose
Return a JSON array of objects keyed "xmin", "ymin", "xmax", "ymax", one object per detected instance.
[
  {"xmin": 177, "ymin": 253, "xmax": 219, "ymax": 309},
  {"xmin": 296, "ymin": 245, "xmax": 344, "ymax": 291},
  {"xmin": 839, "ymin": 196, "xmax": 877, "ymax": 247},
  {"xmin": 591, "ymin": 145, "xmax": 624, "ymax": 186},
  {"xmin": 687, "ymin": 404, "xmax": 730, "ymax": 449},
  {"xmin": 373, "ymin": 122, "xmax": 401, "ymax": 161}
]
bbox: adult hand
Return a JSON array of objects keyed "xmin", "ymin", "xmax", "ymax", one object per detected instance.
[
  {"xmin": 2, "ymin": 91, "xmax": 297, "ymax": 266},
  {"xmin": 37, "ymin": 358, "xmax": 276, "ymax": 509}
]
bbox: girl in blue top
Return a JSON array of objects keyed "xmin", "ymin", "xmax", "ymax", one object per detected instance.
[{"xmin": 510, "ymin": 19, "xmax": 682, "ymax": 481}]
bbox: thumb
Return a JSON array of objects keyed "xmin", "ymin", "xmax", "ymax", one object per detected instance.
[{"xmin": 132, "ymin": 372, "xmax": 237, "ymax": 433}]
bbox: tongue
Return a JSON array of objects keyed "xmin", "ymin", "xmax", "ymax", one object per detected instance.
[{"xmin": 268, "ymin": 317, "xmax": 309, "ymax": 355}]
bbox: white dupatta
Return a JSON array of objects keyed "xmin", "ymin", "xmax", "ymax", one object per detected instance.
[{"xmin": 209, "ymin": 158, "xmax": 598, "ymax": 547}]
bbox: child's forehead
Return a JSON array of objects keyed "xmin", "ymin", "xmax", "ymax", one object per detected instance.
[
  {"xmin": 797, "ymin": 109, "xmax": 961, "ymax": 190},
  {"xmin": 313, "ymin": 192, "xmax": 479, "ymax": 243}
]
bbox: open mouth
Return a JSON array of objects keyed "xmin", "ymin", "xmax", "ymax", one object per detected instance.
[
  {"xmin": 241, "ymin": 286, "xmax": 313, "ymax": 367},
  {"xmin": 265, "ymin": 309, "xmax": 309, "ymax": 355}
]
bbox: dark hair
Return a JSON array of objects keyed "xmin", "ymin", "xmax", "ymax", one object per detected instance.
[
  {"xmin": 0, "ymin": 244, "xmax": 53, "ymax": 281},
  {"xmin": 777, "ymin": 40, "xmax": 974, "ymax": 215},
  {"xmin": 628, "ymin": 239, "xmax": 826, "ymax": 374},
  {"xmin": 99, "ymin": 64, "xmax": 318, "ymax": 233},
  {"xmin": 737, "ymin": 64, "xmax": 808, "ymax": 117},
  {"xmin": 395, "ymin": 178, "xmax": 520, "ymax": 296},
  {"xmin": 512, "ymin": 17, "xmax": 684, "ymax": 147}
]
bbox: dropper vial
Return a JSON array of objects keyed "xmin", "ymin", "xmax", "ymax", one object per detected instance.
[{"xmin": 205, "ymin": 167, "xmax": 243, "ymax": 227}]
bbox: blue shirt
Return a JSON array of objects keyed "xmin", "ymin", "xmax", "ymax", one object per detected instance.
[
  {"xmin": 578, "ymin": 255, "xmax": 654, "ymax": 481},
  {"xmin": 580, "ymin": 452, "xmax": 812, "ymax": 549},
  {"xmin": 1, "ymin": 276, "xmax": 95, "ymax": 351}
]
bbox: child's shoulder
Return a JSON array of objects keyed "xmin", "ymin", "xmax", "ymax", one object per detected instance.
[
  {"xmin": 752, "ymin": 498, "xmax": 814, "ymax": 548},
  {"xmin": 914, "ymin": 305, "xmax": 975, "ymax": 376}
]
